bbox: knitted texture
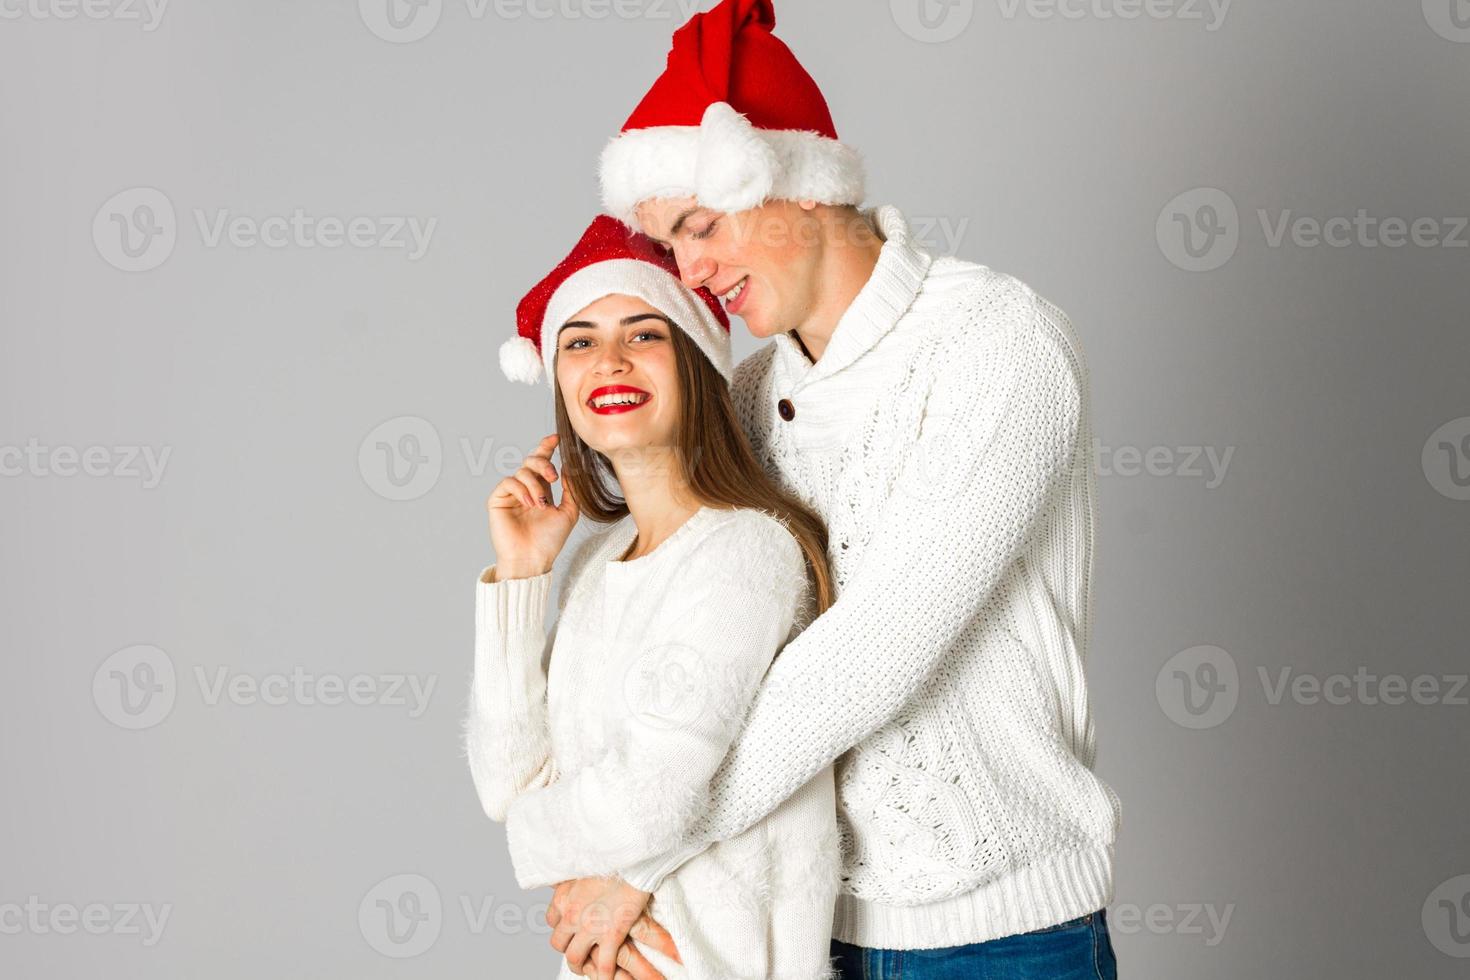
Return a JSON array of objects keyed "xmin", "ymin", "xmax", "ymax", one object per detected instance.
[
  {"xmin": 621, "ymin": 206, "xmax": 1122, "ymax": 950},
  {"xmin": 465, "ymin": 506, "xmax": 842, "ymax": 980}
]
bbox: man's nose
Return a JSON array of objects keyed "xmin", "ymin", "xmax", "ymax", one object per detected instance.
[{"xmin": 675, "ymin": 245, "xmax": 716, "ymax": 289}]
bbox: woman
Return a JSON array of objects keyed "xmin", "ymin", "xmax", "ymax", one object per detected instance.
[{"xmin": 465, "ymin": 215, "xmax": 843, "ymax": 980}]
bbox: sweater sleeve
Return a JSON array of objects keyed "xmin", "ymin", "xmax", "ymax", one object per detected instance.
[
  {"xmin": 463, "ymin": 566, "xmax": 559, "ymax": 822},
  {"xmin": 500, "ymin": 516, "xmax": 807, "ymax": 890},
  {"xmin": 626, "ymin": 291, "xmax": 1087, "ymax": 891}
]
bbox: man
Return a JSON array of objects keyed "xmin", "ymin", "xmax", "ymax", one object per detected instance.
[{"xmin": 530, "ymin": 1, "xmax": 1121, "ymax": 977}]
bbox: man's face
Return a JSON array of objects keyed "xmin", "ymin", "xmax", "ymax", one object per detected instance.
[{"xmin": 634, "ymin": 196, "xmax": 824, "ymax": 339}]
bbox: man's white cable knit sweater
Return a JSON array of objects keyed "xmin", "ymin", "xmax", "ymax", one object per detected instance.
[
  {"xmin": 465, "ymin": 506, "xmax": 842, "ymax": 980},
  {"xmin": 616, "ymin": 205, "xmax": 1122, "ymax": 950}
]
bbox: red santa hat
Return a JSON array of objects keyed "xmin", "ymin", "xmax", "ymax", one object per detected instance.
[
  {"xmin": 598, "ymin": 0, "xmax": 865, "ymax": 228},
  {"xmin": 500, "ymin": 214, "xmax": 732, "ymax": 386}
]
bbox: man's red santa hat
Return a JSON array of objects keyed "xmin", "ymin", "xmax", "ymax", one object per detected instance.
[
  {"xmin": 598, "ymin": 0, "xmax": 865, "ymax": 228},
  {"xmin": 500, "ymin": 215, "xmax": 731, "ymax": 386}
]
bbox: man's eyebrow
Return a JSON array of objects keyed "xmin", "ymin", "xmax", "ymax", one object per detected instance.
[{"xmin": 667, "ymin": 207, "xmax": 701, "ymax": 239}]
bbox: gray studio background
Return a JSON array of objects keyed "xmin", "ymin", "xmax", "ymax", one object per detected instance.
[{"xmin": 2, "ymin": 1, "xmax": 1467, "ymax": 977}]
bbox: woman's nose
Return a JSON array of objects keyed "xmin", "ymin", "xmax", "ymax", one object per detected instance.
[{"xmin": 593, "ymin": 343, "xmax": 630, "ymax": 375}]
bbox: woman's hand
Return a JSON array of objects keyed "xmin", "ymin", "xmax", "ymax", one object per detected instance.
[
  {"xmin": 487, "ymin": 433, "xmax": 580, "ymax": 580},
  {"xmin": 548, "ymin": 877, "xmax": 682, "ymax": 980}
]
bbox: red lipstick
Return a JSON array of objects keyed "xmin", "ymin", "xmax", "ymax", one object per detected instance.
[{"xmin": 586, "ymin": 384, "xmax": 652, "ymax": 416}]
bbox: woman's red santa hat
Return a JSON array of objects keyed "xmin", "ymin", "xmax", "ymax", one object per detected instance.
[
  {"xmin": 500, "ymin": 215, "xmax": 731, "ymax": 386},
  {"xmin": 598, "ymin": 0, "xmax": 865, "ymax": 228}
]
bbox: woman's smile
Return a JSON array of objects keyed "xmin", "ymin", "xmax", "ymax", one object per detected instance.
[{"xmin": 586, "ymin": 384, "xmax": 653, "ymax": 415}]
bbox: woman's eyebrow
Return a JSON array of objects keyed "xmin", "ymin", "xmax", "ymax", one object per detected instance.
[{"xmin": 620, "ymin": 313, "xmax": 669, "ymax": 326}]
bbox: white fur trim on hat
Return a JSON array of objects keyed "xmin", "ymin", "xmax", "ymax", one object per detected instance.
[
  {"xmin": 500, "ymin": 335, "xmax": 544, "ymax": 384},
  {"xmin": 536, "ymin": 258, "xmax": 732, "ymax": 389},
  {"xmin": 599, "ymin": 102, "xmax": 866, "ymax": 227}
]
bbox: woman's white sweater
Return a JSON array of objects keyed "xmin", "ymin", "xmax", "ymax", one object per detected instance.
[
  {"xmin": 465, "ymin": 506, "xmax": 842, "ymax": 980},
  {"xmin": 616, "ymin": 205, "xmax": 1123, "ymax": 950}
]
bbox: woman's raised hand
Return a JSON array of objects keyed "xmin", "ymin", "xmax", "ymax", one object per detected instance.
[{"xmin": 486, "ymin": 434, "xmax": 580, "ymax": 580}]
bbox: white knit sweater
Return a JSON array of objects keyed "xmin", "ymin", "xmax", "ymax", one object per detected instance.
[
  {"xmin": 616, "ymin": 205, "xmax": 1122, "ymax": 950},
  {"xmin": 465, "ymin": 506, "xmax": 843, "ymax": 980}
]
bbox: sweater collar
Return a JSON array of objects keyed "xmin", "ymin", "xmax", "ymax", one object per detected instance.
[{"xmin": 772, "ymin": 205, "xmax": 933, "ymax": 384}]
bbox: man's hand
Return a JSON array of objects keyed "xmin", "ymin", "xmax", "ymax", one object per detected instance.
[{"xmin": 547, "ymin": 877, "xmax": 682, "ymax": 980}]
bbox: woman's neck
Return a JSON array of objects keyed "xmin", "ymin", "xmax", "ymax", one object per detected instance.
[{"xmin": 610, "ymin": 447, "xmax": 703, "ymax": 561}]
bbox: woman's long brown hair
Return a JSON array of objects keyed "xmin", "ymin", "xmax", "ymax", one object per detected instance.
[{"xmin": 552, "ymin": 322, "xmax": 835, "ymax": 616}]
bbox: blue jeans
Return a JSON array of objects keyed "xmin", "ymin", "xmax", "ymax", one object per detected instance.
[{"xmin": 830, "ymin": 910, "xmax": 1117, "ymax": 979}]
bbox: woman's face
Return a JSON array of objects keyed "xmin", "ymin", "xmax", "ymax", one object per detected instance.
[{"xmin": 554, "ymin": 293, "xmax": 682, "ymax": 457}]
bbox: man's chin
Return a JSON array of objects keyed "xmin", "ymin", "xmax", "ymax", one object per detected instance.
[{"xmin": 735, "ymin": 312, "xmax": 778, "ymax": 339}]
